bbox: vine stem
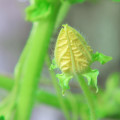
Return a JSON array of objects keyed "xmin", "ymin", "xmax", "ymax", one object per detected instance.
[{"xmin": 74, "ymin": 73, "xmax": 97, "ymax": 120}]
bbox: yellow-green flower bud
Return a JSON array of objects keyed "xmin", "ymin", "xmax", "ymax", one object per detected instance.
[
  {"xmin": 50, "ymin": 24, "xmax": 112, "ymax": 94},
  {"xmin": 54, "ymin": 24, "xmax": 93, "ymax": 74}
]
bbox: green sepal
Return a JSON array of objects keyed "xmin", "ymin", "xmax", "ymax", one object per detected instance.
[
  {"xmin": 56, "ymin": 73, "xmax": 73, "ymax": 95},
  {"xmin": 92, "ymin": 52, "xmax": 112, "ymax": 64},
  {"xmin": 82, "ymin": 69, "xmax": 99, "ymax": 93},
  {"xmin": 26, "ymin": 0, "xmax": 51, "ymax": 22},
  {"xmin": 49, "ymin": 59, "xmax": 57, "ymax": 70}
]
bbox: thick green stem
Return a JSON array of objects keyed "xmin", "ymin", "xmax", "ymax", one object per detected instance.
[
  {"xmin": 0, "ymin": 75, "xmax": 82, "ymax": 111},
  {"xmin": 75, "ymin": 74, "xmax": 96, "ymax": 120},
  {"xmin": 15, "ymin": 3, "xmax": 61, "ymax": 120}
]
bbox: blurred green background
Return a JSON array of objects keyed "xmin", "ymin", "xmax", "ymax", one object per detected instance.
[{"xmin": 0, "ymin": 0, "xmax": 120, "ymax": 120}]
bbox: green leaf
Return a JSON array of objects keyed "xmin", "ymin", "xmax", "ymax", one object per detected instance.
[
  {"xmin": 26, "ymin": 1, "xmax": 51, "ymax": 22},
  {"xmin": 92, "ymin": 52, "xmax": 112, "ymax": 64},
  {"xmin": 56, "ymin": 73, "xmax": 73, "ymax": 95},
  {"xmin": 68, "ymin": 0, "xmax": 85, "ymax": 4},
  {"xmin": 49, "ymin": 59, "xmax": 57, "ymax": 70},
  {"xmin": 82, "ymin": 69, "xmax": 99, "ymax": 92}
]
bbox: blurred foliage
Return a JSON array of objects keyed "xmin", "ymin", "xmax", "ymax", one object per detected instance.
[
  {"xmin": 0, "ymin": 116, "xmax": 4, "ymax": 120},
  {"xmin": 0, "ymin": 0, "xmax": 119, "ymax": 120},
  {"xmin": 26, "ymin": 0, "xmax": 52, "ymax": 21},
  {"xmin": 68, "ymin": 0, "xmax": 85, "ymax": 4}
]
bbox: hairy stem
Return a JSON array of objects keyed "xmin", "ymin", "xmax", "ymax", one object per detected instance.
[{"xmin": 75, "ymin": 74, "xmax": 97, "ymax": 120}]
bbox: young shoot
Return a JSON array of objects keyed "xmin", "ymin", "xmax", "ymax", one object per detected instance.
[{"xmin": 50, "ymin": 24, "xmax": 112, "ymax": 94}]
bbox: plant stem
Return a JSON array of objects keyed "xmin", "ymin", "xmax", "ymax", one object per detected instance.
[
  {"xmin": 37, "ymin": 90, "xmax": 71, "ymax": 110},
  {"xmin": 15, "ymin": 3, "xmax": 61, "ymax": 120},
  {"xmin": 75, "ymin": 74, "xmax": 96, "ymax": 120},
  {"xmin": 55, "ymin": 1, "xmax": 71, "ymax": 30},
  {"xmin": 0, "ymin": 75, "xmax": 82, "ymax": 111},
  {"xmin": 66, "ymin": 92, "xmax": 79, "ymax": 120}
]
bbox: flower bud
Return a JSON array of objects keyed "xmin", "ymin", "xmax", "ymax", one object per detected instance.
[{"xmin": 54, "ymin": 24, "xmax": 93, "ymax": 74}]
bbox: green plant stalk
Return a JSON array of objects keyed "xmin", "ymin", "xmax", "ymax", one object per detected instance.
[
  {"xmin": 44, "ymin": 3, "xmax": 71, "ymax": 118},
  {"xmin": 55, "ymin": 1, "xmax": 71, "ymax": 30},
  {"xmin": 46, "ymin": 55, "xmax": 71, "ymax": 120},
  {"xmin": 0, "ymin": 75, "xmax": 82, "ymax": 111},
  {"xmin": 15, "ymin": 4, "xmax": 61, "ymax": 120},
  {"xmin": 66, "ymin": 92, "xmax": 79, "ymax": 120},
  {"xmin": 37, "ymin": 90, "xmax": 74, "ymax": 110},
  {"xmin": 75, "ymin": 74, "xmax": 96, "ymax": 120},
  {"xmin": 10, "ymin": 29, "xmax": 32, "ymax": 114},
  {"xmin": 1, "ymin": 75, "xmax": 120, "ymax": 119}
]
